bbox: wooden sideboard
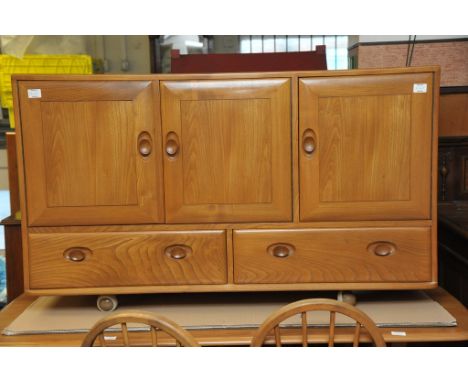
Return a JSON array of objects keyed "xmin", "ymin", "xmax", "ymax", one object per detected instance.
[{"xmin": 12, "ymin": 67, "xmax": 440, "ymax": 305}]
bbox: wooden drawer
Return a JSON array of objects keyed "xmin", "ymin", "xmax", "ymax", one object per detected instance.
[
  {"xmin": 233, "ymin": 228, "xmax": 432, "ymax": 284},
  {"xmin": 29, "ymin": 230, "xmax": 227, "ymax": 289}
]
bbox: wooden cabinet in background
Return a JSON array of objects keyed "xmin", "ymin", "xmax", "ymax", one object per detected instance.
[
  {"xmin": 439, "ymin": 91, "xmax": 468, "ymax": 137},
  {"xmin": 13, "ymin": 67, "xmax": 439, "ymax": 299}
]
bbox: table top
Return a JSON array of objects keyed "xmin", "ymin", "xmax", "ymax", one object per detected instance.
[{"xmin": 0, "ymin": 288, "xmax": 467, "ymax": 346}]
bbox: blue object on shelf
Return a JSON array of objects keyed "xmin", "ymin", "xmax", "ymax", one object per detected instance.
[{"xmin": 0, "ymin": 255, "xmax": 6, "ymax": 305}]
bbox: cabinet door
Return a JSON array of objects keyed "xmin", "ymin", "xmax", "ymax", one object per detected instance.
[
  {"xmin": 18, "ymin": 81, "xmax": 164, "ymax": 226},
  {"xmin": 161, "ymin": 79, "xmax": 291, "ymax": 223},
  {"xmin": 299, "ymin": 73, "xmax": 434, "ymax": 221}
]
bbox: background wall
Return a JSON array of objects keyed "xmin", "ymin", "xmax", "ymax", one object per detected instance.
[
  {"xmin": 85, "ymin": 36, "xmax": 151, "ymax": 73},
  {"xmin": 213, "ymin": 36, "xmax": 240, "ymax": 53},
  {"xmin": 349, "ymin": 35, "xmax": 468, "ymax": 86}
]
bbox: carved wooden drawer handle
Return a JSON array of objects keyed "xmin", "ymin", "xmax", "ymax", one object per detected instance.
[
  {"xmin": 165, "ymin": 132, "xmax": 180, "ymax": 157},
  {"xmin": 368, "ymin": 242, "xmax": 396, "ymax": 257},
  {"xmin": 137, "ymin": 131, "xmax": 152, "ymax": 157},
  {"xmin": 165, "ymin": 244, "xmax": 192, "ymax": 260},
  {"xmin": 63, "ymin": 247, "xmax": 91, "ymax": 262},
  {"xmin": 267, "ymin": 243, "xmax": 295, "ymax": 259},
  {"xmin": 302, "ymin": 129, "xmax": 317, "ymax": 155}
]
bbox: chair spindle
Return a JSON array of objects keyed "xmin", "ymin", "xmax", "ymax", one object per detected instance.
[
  {"xmin": 274, "ymin": 325, "xmax": 282, "ymax": 346},
  {"xmin": 328, "ymin": 311, "xmax": 336, "ymax": 347},
  {"xmin": 121, "ymin": 323, "xmax": 129, "ymax": 346},
  {"xmin": 353, "ymin": 323, "xmax": 361, "ymax": 347},
  {"xmin": 301, "ymin": 311, "xmax": 308, "ymax": 347}
]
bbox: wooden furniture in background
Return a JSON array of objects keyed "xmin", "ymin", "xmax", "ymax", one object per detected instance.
[
  {"xmin": 439, "ymin": 87, "xmax": 468, "ymax": 137},
  {"xmin": 0, "ymin": 132, "xmax": 23, "ymax": 302},
  {"xmin": 0, "ymin": 289, "xmax": 466, "ymax": 346},
  {"xmin": 438, "ymin": 137, "xmax": 468, "ymax": 202},
  {"xmin": 5, "ymin": 132, "xmax": 20, "ymax": 215},
  {"xmin": 170, "ymin": 47, "xmax": 327, "ymax": 73},
  {"xmin": 437, "ymin": 86, "xmax": 468, "ymax": 307},
  {"xmin": 81, "ymin": 311, "xmax": 200, "ymax": 347},
  {"xmin": 1, "ymin": 217, "xmax": 22, "ymax": 302},
  {"xmin": 12, "ymin": 67, "xmax": 439, "ymax": 306},
  {"xmin": 438, "ymin": 204, "xmax": 468, "ymax": 307},
  {"xmin": 250, "ymin": 298, "xmax": 386, "ymax": 347}
]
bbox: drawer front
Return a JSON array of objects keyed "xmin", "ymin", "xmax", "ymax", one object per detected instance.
[
  {"xmin": 29, "ymin": 231, "xmax": 227, "ymax": 288},
  {"xmin": 233, "ymin": 228, "xmax": 432, "ymax": 284}
]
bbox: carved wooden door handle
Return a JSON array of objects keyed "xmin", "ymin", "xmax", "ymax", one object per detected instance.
[
  {"xmin": 367, "ymin": 242, "xmax": 396, "ymax": 257},
  {"xmin": 165, "ymin": 132, "xmax": 180, "ymax": 157},
  {"xmin": 137, "ymin": 132, "xmax": 152, "ymax": 157},
  {"xmin": 165, "ymin": 244, "xmax": 192, "ymax": 260},
  {"xmin": 63, "ymin": 247, "xmax": 91, "ymax": 262},
  {"xmin": 302, "ymin": 129, "xmax": 317, "ymax": 155},
  {"xmin": 267, "ymin": 243, "xmax": 295, "ymax": 258}
]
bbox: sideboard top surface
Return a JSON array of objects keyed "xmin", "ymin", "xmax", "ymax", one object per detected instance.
[{"xmin": 11, "ymin": 66, "xmax": 440, "ymax": 82}]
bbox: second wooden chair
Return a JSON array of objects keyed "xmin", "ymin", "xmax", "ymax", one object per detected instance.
[{"xmin": 251, "ymin": 298, "xmax": 386, "ymax": 347}]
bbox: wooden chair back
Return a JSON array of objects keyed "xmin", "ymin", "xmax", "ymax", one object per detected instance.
[
  {"xmin": 251, "ymin": 298, "xmax": 386, "ymax": 347},
  {"xmin": 81, "ymin": 310, "xmax": 200, "ymax": 347}
]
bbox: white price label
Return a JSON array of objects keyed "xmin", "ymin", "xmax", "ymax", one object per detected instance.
[
  {"xmin": 413, "ymin": 83, "xmax": 427, "ymax": 93},
  {"xmin": 27, "ymin": 89, "xmax": 42, "ymax": 98}
]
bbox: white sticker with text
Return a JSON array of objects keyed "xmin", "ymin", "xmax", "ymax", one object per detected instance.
[
  {"xmin": 27, "ymin": 89, "xmax": 42, "ymax": 98},
  {"xmin": 413, "ymin": 83, "xmax": 427, "ymax": 93}
]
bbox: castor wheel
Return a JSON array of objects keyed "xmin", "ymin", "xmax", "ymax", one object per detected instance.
[
  {"xmin": 337, "ymin": 291, "xmax": 357, "ymax": 306},
  {"xmin": 97, "ymin": 295, "xmax": 118, "ymax": 312}
]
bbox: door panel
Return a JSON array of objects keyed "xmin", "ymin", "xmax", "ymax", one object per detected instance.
[
  {"xmin": 299, "ymin": 73, "xmax": 434, "ymax": 221},
  {"xmin": 318, "ymin": 95, "xmax": 411, "ymax": 203},
  {"xmin": 18, "ymin": 81, "xmax": 164, "ymax": 226},
  {"xmin": 161, "ymin": 79, "xmax": 291, "ymax": 223}
]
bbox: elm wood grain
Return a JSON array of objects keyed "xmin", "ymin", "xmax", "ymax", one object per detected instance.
[
  {"xmin": 299, "ymin": 73, "xmax": 434, "ymax": 221},
  {"xmin": 11, "ymin": 66, "xmax": 441, "ymax": 82},
  {"xmin": 28, "ymin": 231, "xmax": 227, "ymax": 289},
  {"xmin": 439, "ymin": 93, "xmax": 468, "ymax": 137},
  {"xmin": 291, "ymin": 75, "xmax": 300, "ymax": 223},
  {"xmin": 11, "ymin": 67, "xmax": 439, "ymax": 296},
  {"xmin": 160, "ymin": 78, "xmax": 291, "ymax": 223},
  {"xmin": 0, "ymin": 217, "xmax": 23, "ymax": 301},
  {"xmin": 81, "ymin": 311, "xmax": 200, "ymax": 347},
  {"xmin": 25, "ymin": 282, "xmax": 438, "ymax": 296},
  {"xmin": 250, "ymin": 299, "xmax": 386, "ymax": 347},
  {"xmin": 5, "ymin": 133, "xmax": 20, "ymax": 214},
  {"xmin": 431, "ymin": 70, "xmax": 441, "ymax": 283},
  {"xmin": 27, "ymin": 220, "xmax": 433, "ymax": 233},
  {"xmin": 226, "ymin": 229, "xmax": 234, "ymax": 284},
  {"xmin": 16, "ymin": 80, "xmax": 152, "ymax": 101},
  {"xmin": 319, "ymin": 95, "xmax": 411, "ymax": 202},
  {"xmin": 12, "ymin": 79, "xmax": 31, "ymax": 291},
  {"xmin": 234, "ymin": 228, "xmax": 432, "ymax": 284},
  {"xmin": 42, "ymin": 101, "xmax": 138, "ymax": 207},
  {"xmin": 17, "ymin": 80, "xmax": 164, "ymax": 226},
  {"xmin": 0, "ymin": 288, "xmax": 466, "ymax": 346}
]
